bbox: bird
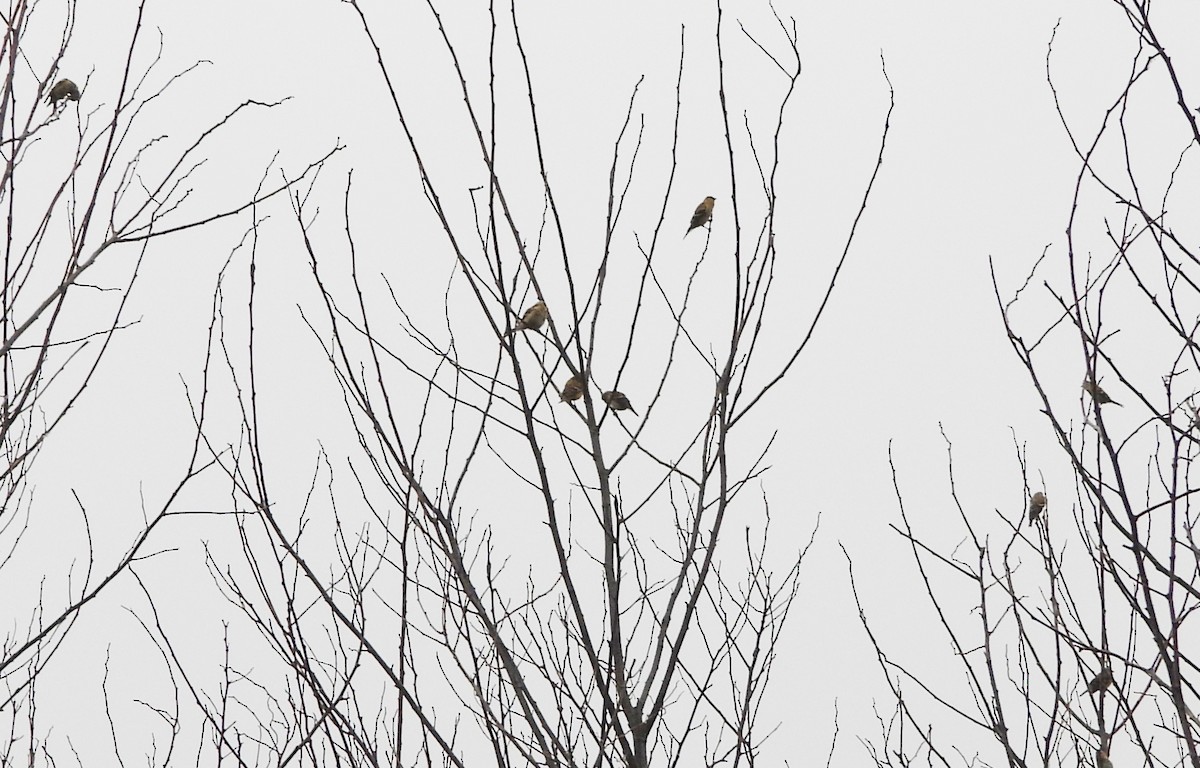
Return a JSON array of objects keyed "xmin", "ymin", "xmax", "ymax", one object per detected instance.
[
  {"xmin": 602, "ymin": 390, "xmax": 637, "ymax": 415},
  {"xmin": 1028, "ymin": 491, "xmax": 1047, "ymax": 522},
  {"xmin": 685, "ymin": 196, "xmax": 716, "ymax": 237},
  {"xmin": 560, "ymin": 375, "xmax": 585, "ymax": 403},
  {"xmin": 1083, "ymin": 378, "xmax": 1121, "ymax": 407},
  {"xmin": 47, "ymin": 78, "xmax": 80, "ymax": 108},
  {"xmin": 505, "ymin": 301, "xmax": 548, "ymax": 337},
  {"xmin": 1096, "ymin": 750, "xmax": 1113, "ymax": 768},
  {"xmin": 1087, "ymin": 667, "xmax": 1113, "ymax": 694}
]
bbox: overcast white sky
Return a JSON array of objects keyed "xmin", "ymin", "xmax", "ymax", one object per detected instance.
[{"xmin": 8, "ymin": 0, "xmax": 1196, "ymax": 764}]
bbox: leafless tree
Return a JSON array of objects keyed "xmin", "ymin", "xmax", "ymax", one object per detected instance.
[
  {"xmin": 0, "ymin": 1, "xmax": 331, "ymax": 762},
  {"xmin": 851, "ymin": 5, "xmax": 1200, "ymax": 768},
  {"xmin": 147, "ymin": 2, "xmax": 895, "ymax": 767}
]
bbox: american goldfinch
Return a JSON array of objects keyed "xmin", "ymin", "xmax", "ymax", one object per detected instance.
[
  {"xmin": 505, "ymin": 301, "xmax": 548, "ymax": 337},
  {"xmin": 1096, "ymin": 750, "xmax": 1113, "ymax": 768},
  {"xmin": 602, "ymin": 390, "xmax": 637, "ymax": 415},
  {"xmin": 1083, "ymin": 378, "xmax": 1121, "ymax": 406},
  {"xmin": 685, "ymin": 196, "xmax": 716, "ymax": 237},
  {"xmin": 47, "ymin": 78, "xmax": 80, "ymax": 107},
  {"xmin": 560, "ymin": 375, "xmax": 585, "ymax": 403},
  {"xmin": 1028, "ymin": 491, "xmax": 1046, "ymax": 522},
  {"xmin": 1087, "ymin": 667, "xmax": 1113, "ymax": 693}
]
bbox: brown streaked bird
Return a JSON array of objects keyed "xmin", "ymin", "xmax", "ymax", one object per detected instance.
[
  {"xmin": 1083, "ymin": 378, "xmax": 1121, "ymax": 407},
  {"xmin": 47, "ymin": 78, "xmax": 80, "ymax": 107},
  {"xmin": 685, "ymin": 196, "xmax": 716, "ymax": 237},
  {"xmin": 559, "ymin": 375, "xmax": 585, "ymax": 403},
  {"xmin": 602, "ymin": 390, "xmax": 637, "ymax": 416},
  {"xmin": 1096, "ymin": 750, "xmax": 1113, "ymax": 768},
  {"xmin": 506, "ymin": 301, "xmax": 548, "ymax": 337},
  {"xmin": 1087, "ymin": 667, "xmax": 1113, "ymax": 694},
  {"xmin": 1028, "ymin": 491, "xmax": 1047, "ymax": 522}
]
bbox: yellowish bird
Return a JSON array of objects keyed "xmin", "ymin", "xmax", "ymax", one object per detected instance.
[
  {"xmin": 685, "ymin": 196, "xmax": 716, "ymax": 237},
  {"xmin": 1087, "ymin": 667, "xmax": 1113, "ymax": 694},
  {"xmin": 506, "ymin": 301, "xmax": 548, "ymax": 337},
  {"xmin": 1083, "ymin": 378, "xmax": 1121, "ymax": 407},
  {"xmin": 1028, "ymin": 491, "xmax": 1047, "ymax": 522},
  {"xmin": 560, "ymin": 375, "xmax": 585, "ymax": 403},
  {"xmin": 47, "ymin": 78, "xmax": 80, "ymax": 107},
  {"xmin": 1096, "ymin": 750, "xmax": 1113, "ymax": 768},
  {"xmin": 602, "ymin": 390, "xmax": 637, "ymax": 416}
]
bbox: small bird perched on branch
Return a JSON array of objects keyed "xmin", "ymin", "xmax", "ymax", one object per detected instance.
[
  {"xmin": 47, "ymin": 78, "xmax": 80, "ymax": 108},
  {"xmin": 1028, "ymin": 491, "xmax": 1046, "ymax": 522},
  {"xmin": 504, "ymin": 301, "xmax": 548, "ymax": 338},
  {"xmin": 602, "ymin": 390, "xmax": 637, "ymax": 416},
  {"xmin": 1087, "ymin": 667, "xmax": 1113, "ymax": 693},
  {"xmin": 685, "ymin": 196, "xmax": 716, "ymax": 237},
  {"xmin": 1083, "ymin": 378, "xmax": 1121, "ymax": 406},
  {"xmin": 1097, "ymin": 750, "xmax": 1114, "ymax": 768},
  {"xmin": 560, "ymin": 375, "xmax": 585, "ymax": 403}
]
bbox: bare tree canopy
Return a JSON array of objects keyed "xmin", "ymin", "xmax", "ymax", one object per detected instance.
[{"xmin": 1, "ymin": 2, "xmax": 1198, "ymax": 768}]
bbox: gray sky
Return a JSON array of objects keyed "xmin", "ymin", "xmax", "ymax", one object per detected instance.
[{"xmin": 10, "ymin": 0, "xmax": 1195, "ymax": 764}]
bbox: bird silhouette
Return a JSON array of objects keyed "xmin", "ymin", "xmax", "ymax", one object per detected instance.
[
  {"xmin": 685, "ymin": 196, "xmax": 716, "ymax": 237},
  {"xmin": 1087, "ymin": 667, "xmax": 1113, "ymax": 694},
  {"xmin": 602, "ymin": 390, "xmax": 637, "ymax": 416},
  {"xmin": 1083, "ymin": 378, "xmax": 1121, "ymax": 407},
  {"xmin": 1028, "ymin": 491, "xmax": 1047, "ymax": 522},
  {"xmin": 560, "ymin": 375, "xmax": 585, "ymax": 403},
  {"xmin": 505, "ymin": 301, "xmax": 548, "ymax": 337},
  {"xmin": 47, "ymin": 78, "xmax": 80, "ymax": 108}
]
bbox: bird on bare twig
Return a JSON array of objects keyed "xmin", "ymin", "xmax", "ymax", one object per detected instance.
[
  {"xmin": 602, "ymin": 390, "xmax": 637, "ymax": 416},
  {"xmin": 685, "ymin": 196, "xmax": 716, "ymax": 237},
  {"xmin": 1097, "ymin": 750, "xmax": 1114, "ymax": 768},
  {"xmin": 1087, "ymin": 667, "xmax": 1113, "ymax": 694},
  {"xmin": 1083, "ymin": 378, "xmax": 1121, "ymax": 407},
  {"xmin": 505, "ymin": 301, "xmax": 548, "ymax": 337},
  {"xmin": 1028, "ymin": 491, "xmax": 1046, "ymax": 522},
  {"xmin": 560, "ymin": 375, "xmax": 585, "ymax": 403},
  {"xmin": 47, "ymin": 78, "xmax": 80, "ymax": 108}
]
